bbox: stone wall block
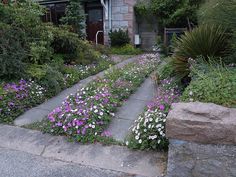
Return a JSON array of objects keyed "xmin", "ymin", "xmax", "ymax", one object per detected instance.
[{"xmin": 166, "ymin": 102, "xmax": 236, "ymax": 145}]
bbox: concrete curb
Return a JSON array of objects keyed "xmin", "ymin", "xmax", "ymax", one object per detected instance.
[{"xmin": 0, "ymin": 124, "xmax": 166, "ymax": 177}]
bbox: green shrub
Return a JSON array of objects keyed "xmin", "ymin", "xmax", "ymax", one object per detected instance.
[
  {"xmin": 26, "ymin": 64, "xmax": 47, "ymax": 80},
  {"xmin": 0, "ymin": 1, "xmax": 55, "ymax": 79},
  {"xmin": 157, "ymin": 58, "xmax": 175, "ymax": 80},
  {"xmin": 111, "ymin": 44, "xmax": 142, "ymax": 55},
  {"xmin": 50, "ymin": 26, "xmax": 100, "ymax": 65},
  {"xmin": 61, "ymin": 65, "xmax": 81, "ymax": 87},
  {"xmin": 92, "ymin": 43, "xmax": 111, "ymax": 56},
  {"xmin": 109, "ymin": 29, "xmax": 130, "ymax": 47},
  {"xmin": 0, "ymin": 23, "xmax": 27, "ymax": 79},
  {"xmin": 38, "ymin": 65, "xmax": 66, "ymax": 97},
  {"xmin": 29, "ymin": 40, "xmax": 53, "ymax": 64},
  {"xmin": 173, "ymin": 24, "xmax": 230, "ymax": 79},
  {"xmin": 181, "ymin": 60, "xmax": 236, "ymax": 108}
]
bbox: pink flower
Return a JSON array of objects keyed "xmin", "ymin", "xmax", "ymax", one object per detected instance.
[{"xmin": 159, "ymin": 104, "xmax": 165, "ymax": 111}]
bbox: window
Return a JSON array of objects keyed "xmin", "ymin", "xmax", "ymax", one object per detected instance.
[{"xmin": 41, "ymin": 3, "xmax": 67, "ymax": 25}]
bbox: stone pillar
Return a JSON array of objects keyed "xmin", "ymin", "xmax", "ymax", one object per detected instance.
[{"xmin": 166, "ymin": 102, "xmax": 236, "ymax": 177}]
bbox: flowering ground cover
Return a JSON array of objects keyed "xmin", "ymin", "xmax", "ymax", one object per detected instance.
[
  {"xmin": 44, "ymin": 54, "xmax": 160, "ymax": 143},
  {"xmin": 126, "ymin": 78, "xmax": 180, "ymax": 150},
  {"xmin": 0, "ymin": 59, "xmax": 114, "ymax": 124}
]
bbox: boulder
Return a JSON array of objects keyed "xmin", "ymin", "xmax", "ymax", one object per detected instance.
[{"xmin": 166, "ymin": 102, "xmax": 236, "ymax": 145}]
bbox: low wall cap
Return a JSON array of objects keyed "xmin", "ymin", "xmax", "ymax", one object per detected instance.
[{"xmin": 166, "ymin": 102, "xmax": 236, "ymax": 145}]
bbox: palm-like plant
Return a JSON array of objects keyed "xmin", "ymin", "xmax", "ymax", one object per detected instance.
[{"xmin": 173, "ymin": 24, "xmax": 229, "ymax": 79}]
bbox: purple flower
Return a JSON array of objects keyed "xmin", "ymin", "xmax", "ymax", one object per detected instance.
[
  {"xmin": 159, "ymin": 104, "xmax": 165, "ymax": 111},
  {"xmin": 101, "ymin": 130, "xmax": 111, "ymax": 137},
  {"xmin": 8, "ymin": 102, "xmax": 15, "ymax": 107},
  {"xmin": 82, "ymin": 128, "xmax": 86, "ymax": 135},
  {"xmin": 56, "ymin": 122, "xmax": 63, "ymax": 127}
]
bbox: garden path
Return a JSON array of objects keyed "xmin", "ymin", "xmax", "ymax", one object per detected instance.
[
  {"xmin": 107, "ymin": 77, "xmax": 156, "ymax": 141},
  {"xmin": 14, "ymin": 55, "xmax": 140, "ymax": 126}
]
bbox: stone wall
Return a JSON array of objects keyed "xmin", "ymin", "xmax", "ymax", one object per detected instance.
[
  {"xmin": 104, "ymin": 0, "xmax": 137, "ymax": 45},
  {"xmin": 166, "ymin": 102, "xmax": 236, "ymax": 177}
]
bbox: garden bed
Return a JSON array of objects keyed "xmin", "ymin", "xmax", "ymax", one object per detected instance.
[
  {"xmin": 0, "ymin": 58, "xmax": 114, "ymax": 124},
  {"xmin": 29, "ymin": 54, "xmax": 160, "ymax": 143}
]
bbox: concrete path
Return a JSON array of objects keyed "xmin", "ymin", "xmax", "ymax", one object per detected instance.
[
  {"xmin": 0, "ymin": 124, "xmax": 167, "ymax": 177},
  {"xmin": 14, "ymin": 56, "xmax": 140, "ymax": 126},
  {"xmin": 107, "ymin": 77, "xmax": 156, "ymax": 141}
]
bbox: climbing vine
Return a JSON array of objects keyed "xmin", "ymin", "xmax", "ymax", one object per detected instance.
[{"xmin": 134, "ymin": 0, "xmax": 204, "ymax": 28}]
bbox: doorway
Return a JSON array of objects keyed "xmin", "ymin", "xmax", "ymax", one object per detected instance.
[{"xmin": 85, "ymin": 3, "xmax": 104, "ymax": 44}]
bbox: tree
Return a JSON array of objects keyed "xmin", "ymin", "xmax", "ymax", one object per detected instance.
[
  {"xmin": 60, "ymin": 0, "xmax": 86, "ymax": 38},
  {"xmin": 134, "ymin": 0, "xmax": 204, "ymax": 29}
]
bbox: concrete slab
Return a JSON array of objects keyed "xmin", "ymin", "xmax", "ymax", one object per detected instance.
[
  {"xmin": 0, "ymin": 125, "xmax": 167, "ymax": 177},
  {"xmin": 0, "ymin": 124, "xmax": 53, "ymax": 155},
  {"xmin": 115, "ymin": 100, "xmax": 148, "ymax": 120},
  {"xmin": 107, "ymin": 118, "xmax": 133, "ymax": 141},
  {"xmin": 14, "ymin": 108, "xmax": 50, "ymax": 126},
  {"xmin": 129, "ymin": 78, "xmax": 156, "ymax": 101},
  {"xmin": 42, "ymin": 137, "xmax": 166, "ymax": 177}
]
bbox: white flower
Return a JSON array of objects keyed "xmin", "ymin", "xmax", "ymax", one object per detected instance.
[
  {"xmin": 92, "ymin": 125, "xmax": 95, "ymax": 129},
  {"xmin": 158, "ymin": 140, "xmax": 161, "ymax": 144},
  {"xmin": 189, "ymin": 91, "xmax": 193, "ymax": 96},
  {"xmin": 99, "ymin": 112, "xmax": 104, "ymax": 116},
  {"xmin": 138, "ymin": 139, "xmax": 142, "ymax": 144},
  {"xmin": 94, "ymin": 109, "xmax": 98, "ymax": 113},
  {"xmin": 126, "ymin": 141, "xmax": 129, "ymax": 146},
  {"xmin": 135, "ymin": 135, "xmax": 139, "ymax": 140}
]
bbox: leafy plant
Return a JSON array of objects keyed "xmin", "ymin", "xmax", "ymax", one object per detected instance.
[
  {"xmin": 109, "ymin": 29, "xmax": 130, "ymax": 47},
  {"xmin": 173, "ymin": 24, "xmax": 230, "ymax": 79},
  {"xmin": 111, "ymin": 44, "xmax": 142, "ymax": 55},
  {"xmin": 198, "ymin": 0, "xmax": 236, "ymax": 63},
  {"xmin": 181, "ymin": 60, "xmax": 236, "ymax": 108},
  {"xmin": 39, "ymin": 65, "xmax": 66, "ymax": 97}
]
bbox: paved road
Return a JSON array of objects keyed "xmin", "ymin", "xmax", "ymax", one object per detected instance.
[{"xmin": 0, "ymin": 147, "xmax": 132, "ymax": 177}]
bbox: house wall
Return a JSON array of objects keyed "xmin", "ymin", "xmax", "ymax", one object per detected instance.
[{"xmin": 104, "ymin": 0, "xmax": 137, "ymax": 45}]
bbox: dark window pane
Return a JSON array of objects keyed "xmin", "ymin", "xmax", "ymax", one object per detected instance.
[{"xmin": 88, "ymin": 9, "xmax": 103, "ymax": 23}]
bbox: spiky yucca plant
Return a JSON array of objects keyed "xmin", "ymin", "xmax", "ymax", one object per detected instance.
[{"xmin": 173, "ymin": 24, "xmax": 229, "ymax": 79}]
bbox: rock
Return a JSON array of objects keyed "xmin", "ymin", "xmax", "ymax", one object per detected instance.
[
  {"xmin": 166, "ymin": 102, "xmax": 236, "ymax": 145},
  {"xmin": 167, "ymin": 140, "xmax": 236, "ymax": 177}
]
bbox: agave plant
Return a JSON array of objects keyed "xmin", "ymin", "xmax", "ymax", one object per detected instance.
[{"xmin": 172, "ymin": 24, "xmax": 229, "ymax": 79}]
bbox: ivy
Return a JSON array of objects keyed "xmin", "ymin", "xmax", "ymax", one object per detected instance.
[{"xmin": 134, "ymin": 0, "xmax": 204, "ymax": 28}]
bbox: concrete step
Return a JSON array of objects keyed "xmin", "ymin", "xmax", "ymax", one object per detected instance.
[
  {"xmin": 107, "ymin": 77, "xmax": 155, "ymax": 141},
  {"xmin": 0, "ymin": 124, "xmax": 167, "ymax": 177}
]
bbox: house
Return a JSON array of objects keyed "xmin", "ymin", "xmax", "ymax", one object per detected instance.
[{"xmin": 38, "ymin": 0, "xmax": 157, "ymax": 49}]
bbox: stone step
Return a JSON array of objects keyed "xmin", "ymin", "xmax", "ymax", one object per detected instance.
[
  {"xmin": 107, "ymin": 77, "xmax": 156, "ymax": 142},
  {"xmin": 0, "ymin": 125, "xmax": 167, "ymax": 177}
]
